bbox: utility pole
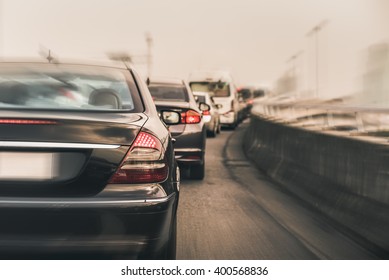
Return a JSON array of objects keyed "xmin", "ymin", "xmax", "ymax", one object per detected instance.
[
  {"xmin": 145, "ymin": 32, "xmax": 153, "ymax": 77},
  {"xmin": 306, "ymin": 20, "xmax": 328, "ymax": 98},
  {"xmin": 286, "ymin": 50, "xmax": 304, "ymax": 97}
]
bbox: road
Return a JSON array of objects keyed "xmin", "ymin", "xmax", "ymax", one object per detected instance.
[{"xmin": 177, "ymin": 121, "xmax": 378, "ymax": 260}]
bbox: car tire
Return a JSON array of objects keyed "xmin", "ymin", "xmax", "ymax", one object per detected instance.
[
  {"xmin": 208, "ymin": 131, "xmax": 216, "ymax": 138},
  {"xmin": 190, "ymin": 163, "xmax": 205, "ymax": 180},
  {"xmin": 230, "ymin": 122, "xmax": 237, "ymax": 130},
  {"xmin": 208, "ymin": 125, "xmax": 217, "ymax": 138}
]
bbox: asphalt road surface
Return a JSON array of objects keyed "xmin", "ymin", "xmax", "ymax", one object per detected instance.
[{"xmin": 177, "ymin": 121, "xmax": 378, "ymax": 260}]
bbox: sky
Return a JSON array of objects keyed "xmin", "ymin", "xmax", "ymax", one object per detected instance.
[{"xmin": 1, "ymin": 0, "xmax": 389, "ymax": 98}]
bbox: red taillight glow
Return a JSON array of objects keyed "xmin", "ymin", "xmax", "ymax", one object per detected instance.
[
  {"xmin": 0, "ymin": 119, "xmax": 56, "ymax": 125},
  {"xmin": 183, "ymin": 155, "xmax": 201, "ymax": 160},
  {"xmin": 108, "ymin": 132, "xmax": 168, "ymax": 184},
  {"xmin": 133, "ymin": 132, "xmax": 158, "ymax": 149},
  {"xmin": 202, "ymin": 110, "xmax": 211, "ymax": 116},
  {"xmin": 181, "ymin": 110, "xmax": 201, "ymax": 124},
  {"xmin": 109, "ymin": 166, "xmax": 168, "ymax": 184}
]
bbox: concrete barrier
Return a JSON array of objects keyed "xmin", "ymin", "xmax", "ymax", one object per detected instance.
[{"xmin": 244, "ymin": 114, "xmax": 389, "ymax": 257}]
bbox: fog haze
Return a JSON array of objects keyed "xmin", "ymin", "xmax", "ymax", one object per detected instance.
[{"xmin": 2, "ymin": 0, "xmax": 389, "ymax": 97}]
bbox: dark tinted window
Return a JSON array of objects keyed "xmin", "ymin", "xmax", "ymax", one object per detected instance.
[
  {"xmin": 195, "ymin": 95, "xmax": 206, "ymax": 103},
  {"xmin": 253, "ymin": 89, "xmax": 265, "ymax": 98},
  {"xmin": 240, "ymin": 89, "xmax": 253, "ymax": 100},
  {"xmin": 148, "ymin": 84, "xmax": 188, "ymax": 102}
]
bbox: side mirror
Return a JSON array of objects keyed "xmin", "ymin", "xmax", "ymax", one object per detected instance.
[
  {"xmin": 161, "ymin": 110, "xmax": 181, "ymax": 125},
  {"xmin": 215, "ymin": 104, "xmax": 223, "ymax": 109},
  {"xmin": 199, "ymin": 102, "xmax": 211, "ymax": 112}
]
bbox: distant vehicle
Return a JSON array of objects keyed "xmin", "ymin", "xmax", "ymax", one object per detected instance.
[
  {"xmin": 193, "ymin": 91, "xmax": 222, "ymax": 137},
  {"xmin": 189, "ymin": 71, "xmax": 239, "ymax": 129},
  {"xmin": 237, "ymin": 91, "xmax": 247, "ymax": 122},
  {"xmin": 237, "ymin": 87, "xmax": 255, "ymax": 119},
  {"xmin": 253, "ymin": 88, "xmax": 266, "ymax": 98},
  {"xmin": 148, "ymin": 78, "xmax": 209, "ymax": 180},
  {"xmin": 0, "ymin": 61, "xmax": 181, "ymax": 259}
]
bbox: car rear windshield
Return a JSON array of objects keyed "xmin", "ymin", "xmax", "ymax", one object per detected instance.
[
  {"xmin": 148, "ymin": 84, "xmax": 189, "ymax": 102},
  {"xmin": 0, "ymin": 63, "xmax": 143, "ymax": 112},
  {"xmin": 190, "ymin": 82, "xmax": 230, "ymax": 97}
]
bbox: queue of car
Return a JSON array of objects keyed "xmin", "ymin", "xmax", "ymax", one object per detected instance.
[
  {"xmin": 189, "ymin": 71, "xmax": 240, "ymax": 129},
  {"xmin": 0, "ymin": 60, "xmax": 256, "ymax": 260},
  {"xmin": 147, "ymin": 77, "xmax": 208, "ymax": 180},
  {"xmin": 193, "ymin": 91, "xmax": 222, "ymax": 137}
]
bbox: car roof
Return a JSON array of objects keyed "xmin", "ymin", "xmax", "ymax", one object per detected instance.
[
  {"xmin": 188, "ymin": 70, "xmax": 233, "ymax": 83},
  {"xmin": 148, "ymin": 77, "xmax": 185, "ymax": 86},
  {"xmin": 0, "ymin": 58, "xmax": 130, "ymax": 70}
]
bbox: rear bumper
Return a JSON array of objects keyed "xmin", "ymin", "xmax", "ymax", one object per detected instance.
[
  {"xmin": 174, "ymin": 148, "xmax": 204, "ymax": 165},
  {"xmin": 220, "ymin": 112, "xmax": 236, "ymax": 125},
  {"xmin": 172, "ymin": 126, "xmax": 206, "ymax": 166},
  {"xmin": 0, "ymin": 192, "xmax": 178, "ymax": 259}
]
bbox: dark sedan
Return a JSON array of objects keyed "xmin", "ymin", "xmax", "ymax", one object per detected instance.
[
  {"xmin": 148, "ymin": 78, "xmax": 208, "ymax": 180},
  {"xmin": 0, "ymin": 61, "xmax": 181, "ymax": 259}
]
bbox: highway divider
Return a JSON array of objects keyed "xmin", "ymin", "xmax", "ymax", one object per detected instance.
[{"xmin": 243, "ymin": 114, "xmax": 389, "ymax": 257}]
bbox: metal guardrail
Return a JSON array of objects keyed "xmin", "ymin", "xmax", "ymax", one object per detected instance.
[
  {"xmin": 252, "ymin": 100, "xmax": 389, "ymax": 135},
  {"xmin": 245, "ymin": 111, "xmax": 389, "ymax": 253}
]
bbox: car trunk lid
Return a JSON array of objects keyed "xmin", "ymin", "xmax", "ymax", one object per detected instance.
[
  {"xmin": 0, "ymin": 111, "xmax": 147, "ymax": 197},
  {"xmin": 212, "ymin": 97, "xmax": 233, "ymax": 114}
]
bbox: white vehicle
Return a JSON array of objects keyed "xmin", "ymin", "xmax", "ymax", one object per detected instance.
[
  {"xmin": 193, "ymin": 91, "xmax": 222, "ymax": 137},
  {"xmin": 189, "ymin": 71, "xmax": 239, "ymax": 129}
]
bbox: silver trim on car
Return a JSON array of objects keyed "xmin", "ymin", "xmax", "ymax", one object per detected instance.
[
  {"xmin": 173, "ymin": 148, "xmax": 202, "ymax": 152},
  {"xmin": 0, "ymin": 194, "xmax": 175, "ymax": 208}
]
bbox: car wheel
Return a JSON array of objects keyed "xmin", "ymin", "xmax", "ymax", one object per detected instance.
[
  {"xmin": 208, "ymin": 126, "xmax": 217, "ymax": 138},
  {"xmin": 190, "ymin": 163, "xmax": 205, "ymax": 180},
  {"xmin": 208, "ymin": 131, "xmax": 216, "ymax": 138},
  {"xmin": 230, "ymin": 122, "xmax": 237, "ymax": 130}
]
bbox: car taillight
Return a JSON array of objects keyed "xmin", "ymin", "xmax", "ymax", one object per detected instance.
[
  {"xmin": 108, "ymin": 132, "xmax": 168, "ymax": 184},
  {"xmin": 181, "ymin": 110, "xmax": 201, "ymax": 124},
  {"xmin": 202, "ymin": 110, "xmax": 211, "ymax": 116}
]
